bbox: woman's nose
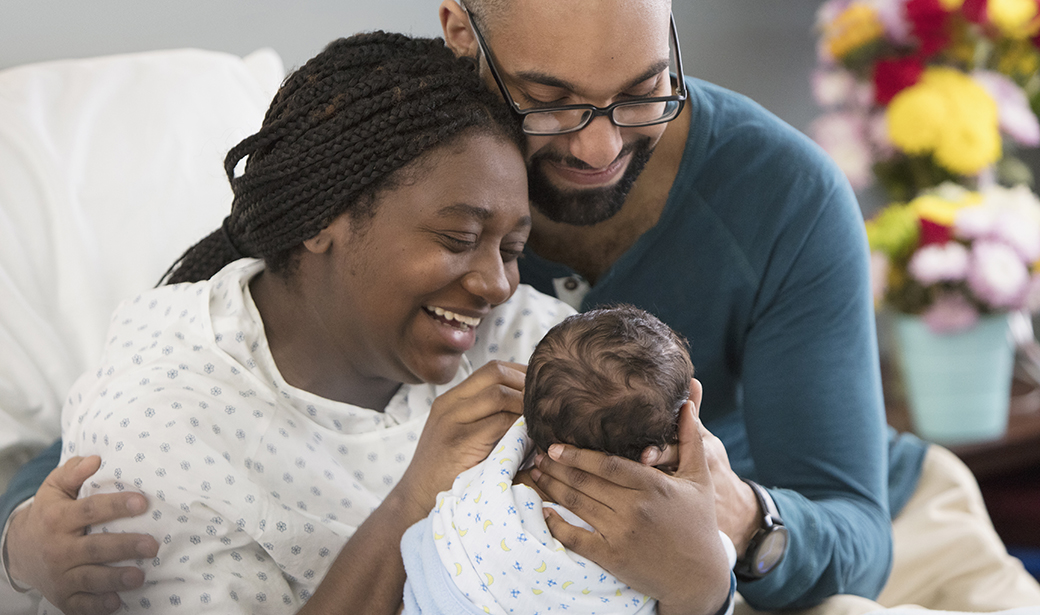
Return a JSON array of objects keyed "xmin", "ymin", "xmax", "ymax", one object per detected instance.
[
  {"xmin": 567, "ymin": 115, "xmax": 624, "ymax": 170},
  {"xmin": 463, "ymin": 250, "xmax": 514, "ymax": 306}
]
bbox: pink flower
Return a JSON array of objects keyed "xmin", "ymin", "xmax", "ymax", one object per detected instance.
[
  {"xmin": 908, "ymin": 241, "xmax": 970, "ymax": 284},
  {"xmin": 972, "ymin": 70, "xmax": 1040, "ymax": 147},
  {"xmin": 811, "ymin": 112, "xmax": 875, "ymax": 189},
  {"xmin": 873, "ymin": 0, "xmax": 915, "ymax": 44},
  {"xmin": 922, "ymin": 292, "xmax": 980, "ymax": 333},
  {"xmin": 968, "ymin": 240, "xmax": 1031, "ymax": 309}
]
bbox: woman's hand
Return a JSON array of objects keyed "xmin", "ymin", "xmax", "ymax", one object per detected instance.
[
  {"xmin": 531, "ymin": 395, "xmax": 733, "ymax": 615},
  {"xmin": 6, "ymin": 455, "xmax": 160, "ymax": 615},
  {"xmin": 399, "ymin": 360, "xmax": 527, "ymax": 513}
]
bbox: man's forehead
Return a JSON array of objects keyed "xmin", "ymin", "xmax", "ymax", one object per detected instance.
[{"xmin": 480, "ymin": 0, "xmax": 672, "ymax": 95}]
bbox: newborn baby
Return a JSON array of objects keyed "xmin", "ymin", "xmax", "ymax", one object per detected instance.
[{"xmin": 401, "ymin": 305, "xmax": 736, "ymax": 615}]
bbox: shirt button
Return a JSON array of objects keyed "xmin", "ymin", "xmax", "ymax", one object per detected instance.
[{"xmin": 563, "ymin": 277, "xmax": 579, "ymax": 291}]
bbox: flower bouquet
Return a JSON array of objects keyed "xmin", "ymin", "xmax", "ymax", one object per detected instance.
[
  {"xmin": 866, "ymin": 182, "xmax": 1040, "ymax": 442},
  {"xmin": 867, "ymin": 182, "xmax": 1040, "ymax": 331},
  {"xmin": 811, "ymin": 0, "xmax": 1040, "ymax": 201}
]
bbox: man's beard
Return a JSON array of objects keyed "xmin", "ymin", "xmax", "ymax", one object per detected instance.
[{"xmin": 526, "ymin": 136, "xmax": 655, "ymax": 226}]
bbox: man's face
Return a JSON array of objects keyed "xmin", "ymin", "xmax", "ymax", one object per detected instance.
[{"xmin": 475, "ymin": 0, "xmax": 674, "ymax": 226}]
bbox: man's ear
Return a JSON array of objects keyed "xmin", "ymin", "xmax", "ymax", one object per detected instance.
[
  {"xmin": 440, "ymin": 0, "xmax": 480, "ymax": 58},
  {"xmin": 688, "ymin": 378, "xmax": 704, "ymax": 418}
]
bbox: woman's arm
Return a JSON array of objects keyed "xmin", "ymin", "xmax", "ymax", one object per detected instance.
[{"xmin": 300, "ymin": 360, "xmax": 529, "ymax": 614}]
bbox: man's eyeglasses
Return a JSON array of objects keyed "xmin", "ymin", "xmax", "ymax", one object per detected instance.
[{"xmin": 463, "ymin": 5, "xmax": 687, "ymax": 136}]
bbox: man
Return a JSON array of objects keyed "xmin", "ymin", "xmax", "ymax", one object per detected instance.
[
  {"xmin": 437, "ymin": 0, "xmax": 1040, "ymax": 612},
  {"xmin": 4, "ymin": 1, "xmax": 1040, "ymax": 613}
]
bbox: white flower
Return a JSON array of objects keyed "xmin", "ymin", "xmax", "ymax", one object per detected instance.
[
  {"xmin": 968, "ymin": 240, "xmax": 1031, "ymax": 309},
  {"xmin": 812, "ymin": 68, "xmax": 859, "ymax": 108},
  {"xmin": 955, "ymin": 205, "xmax": 997, "ymax": 241},
  {"xmin": 993, "ymin": 209, "xmax": 1040, "ymax": 262},
  {"xmin": 811, "ymin": 112, "xmax": 875, "ymax": 189},
  {"xmin": 908, "ymin": 242, "xmax": 971, "ymax": 285}
]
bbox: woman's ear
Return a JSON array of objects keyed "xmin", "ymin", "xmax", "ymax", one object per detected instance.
[
  {"xmin": 303, "ymin": 215, "xmax": 353, "ymax": 255},
  {"xmin": 440, "ymin": 0, "xmax": 480, "ymax": 58}
]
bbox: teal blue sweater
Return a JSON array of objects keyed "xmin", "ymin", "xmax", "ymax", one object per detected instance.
[{"xmin": 518, "ymin": 77, "xmax": 928, "ymax": 610}]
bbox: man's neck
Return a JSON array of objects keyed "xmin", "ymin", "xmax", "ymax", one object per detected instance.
[{"xmin": 527, "ymin": 104, "xmax": 690, "ymax": 285}]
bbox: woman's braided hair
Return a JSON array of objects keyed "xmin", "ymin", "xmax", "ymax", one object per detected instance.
[{"xmin": 162, "ymin": 32, "xmax": 521, "ymax": 285}]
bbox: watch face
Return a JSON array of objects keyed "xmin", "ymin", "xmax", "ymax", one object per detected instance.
[{"xmin": 754, "ymin": 527, "xmax": 789, "ymax": 575}]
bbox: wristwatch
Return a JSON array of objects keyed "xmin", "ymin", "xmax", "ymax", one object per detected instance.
[{"xmin": 733, "ymin": 478, "xmax": 788, "ymax": 581}]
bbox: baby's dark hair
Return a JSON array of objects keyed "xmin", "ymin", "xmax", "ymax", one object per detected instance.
[
  {"xmin": 161, "ymin": 32, "xmax": 521, "ymax": 284},
  {"xmin": 523, "ymin": 305, "xmax": 694, "ymax": 462}
]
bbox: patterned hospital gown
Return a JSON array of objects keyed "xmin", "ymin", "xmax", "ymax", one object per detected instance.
[{"xmin": 46, "ymin": 258, "xmax": 572, "ymax": 614}]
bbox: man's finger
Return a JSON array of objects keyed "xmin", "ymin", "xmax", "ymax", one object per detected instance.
[
  {"xmin": 71, "ymin": 532, "xmax": 159, "ymax": 567},
  {"xmin": 532, "ymin": 458, "xmax": 616, "ymax": 522},
  {"xmin": 50, "ymin": 456, "xmax": 101, "ymax": 498},
  {"xmin": 55, "ymin": 492, "xmax": 150, "ymax": 529},
  {"xmin": 61, "ymin": 590, "xmax": 125, "ymax": 615},
  {"xmin": 543, "ymin": 444, "xmax": 652, "ymax": 491},
  {"xmin": 674, "ymin": 400, "xmax": 711, "ymax": 481}
]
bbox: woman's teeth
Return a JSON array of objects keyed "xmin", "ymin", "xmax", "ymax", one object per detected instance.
[{"xmin": 427, "ymin": 307, "xmax": 481, "ymax": 330}]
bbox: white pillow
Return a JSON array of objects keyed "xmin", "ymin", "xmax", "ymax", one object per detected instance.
[{"xmin": 0, "ymin": 48, "xmax": 285, "ymax": 491}]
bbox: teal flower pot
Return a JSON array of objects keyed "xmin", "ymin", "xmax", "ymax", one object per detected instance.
[{"xmin": 893, "ymin": 314, "xmax": 1012, "ymax": 445}]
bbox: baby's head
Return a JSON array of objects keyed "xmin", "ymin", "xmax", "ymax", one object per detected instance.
[{"xmin": 523, "ymin": 305, "xmax": 694, "ymax": 462}]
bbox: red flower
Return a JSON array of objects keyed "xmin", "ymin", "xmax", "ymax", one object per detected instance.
[
  {"xmin": 873, "ymin": 57, "xmax": 925, "ymax": 104},
  {"xmin": 962, "ymin": 0, "xmax": 989, "ymax": 24},
  {"xmin": 919, "ymin": 218, "xmax": 953, "ymax": 246},
  {"xmin": 906, "ymin": 0, "xmax": 951, "ymax": 55}
]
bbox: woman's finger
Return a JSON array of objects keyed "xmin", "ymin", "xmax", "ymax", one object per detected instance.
[{"xmin": 542, "ymin": 507, "xmax": 600, "ymax": 561}]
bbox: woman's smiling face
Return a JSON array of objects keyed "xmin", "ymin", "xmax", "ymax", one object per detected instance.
[{"xmin": 310, "ymin": 132, "xmax": 531, "ymax": 389}]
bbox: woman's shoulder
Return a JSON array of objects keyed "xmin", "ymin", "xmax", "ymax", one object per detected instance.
[{"xmin": 467, "ymin": 285, "xmax": 574, "ymax": 367}]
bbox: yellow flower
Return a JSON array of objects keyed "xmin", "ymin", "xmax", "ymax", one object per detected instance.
[
  {"xmin": 886, "ymin": 86, "xmax": 948, "ymax": 155},
  {"xmin": 910, "ymin": 194, "xmax": 969, "ymax": 226},
  {"xmin": 886, "ymin": 68, "xmax": 1000, "ymax": 176},
  {"xmin": 988, "ymin": 0, "xmax": 1040, "ymax": 38},
  {"xmin": 939, "ymin": 0, "xmax": 965, "ymax": 9},
  {"xmin": 824, "ymin": 3, "xmax": 885, "ymax": 59}
]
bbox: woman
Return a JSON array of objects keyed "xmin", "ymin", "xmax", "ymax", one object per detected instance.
[{"xmin": 39, "ymin": 32, "xmax": 573, "ymax": 614}]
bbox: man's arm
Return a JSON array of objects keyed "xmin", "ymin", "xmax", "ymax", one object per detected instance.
[{"xmin": 2, "ymin": 441, "xmax": 159, "ymax": 615}]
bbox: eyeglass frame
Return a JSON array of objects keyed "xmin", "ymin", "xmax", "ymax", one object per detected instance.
[{"xmin": 462, "ymin": 3, "xmax": 688, "ymax": 136}]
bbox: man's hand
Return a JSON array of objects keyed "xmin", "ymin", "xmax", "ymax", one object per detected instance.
[
  {"xmin": 7, "ymin": 455, "xmax": 159, "ymax": 615},
  {"xmin": 531, "ymin": 399, "xmax": 732, "ymax": 615}
]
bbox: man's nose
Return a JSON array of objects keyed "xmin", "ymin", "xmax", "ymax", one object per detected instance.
[{"xmin": 566, "ymin": 115, "xmax": 624, "ymax": 170}]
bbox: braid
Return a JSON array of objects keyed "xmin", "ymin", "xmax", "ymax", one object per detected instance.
[{"xmin": 162, "ymin": 32, "xmax": 520, "ymax": 285}]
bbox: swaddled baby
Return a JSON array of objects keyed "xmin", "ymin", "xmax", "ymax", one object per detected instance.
[{"xmin": 401, "ymin": 305, "xmax": 736, "ymax": 615}]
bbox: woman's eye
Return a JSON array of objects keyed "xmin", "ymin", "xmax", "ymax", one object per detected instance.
[
  {"xmin": 500, "ymin": 244, "xmax": 525, "ymax": 262},
  {"xmin": 440, "ymin": 234, "xmax": 476, "ymax": 251}
]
